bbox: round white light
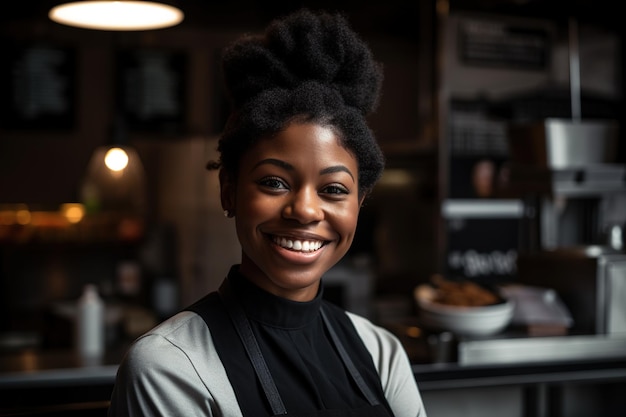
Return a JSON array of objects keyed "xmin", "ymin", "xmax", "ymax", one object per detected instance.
[
  {"xmin": 104, "ymin": 147, "xmax": 129, "ymax": 171},
  {"xmin": 49, "ymin": 1, "xmax": 184, "ymax": 31}
]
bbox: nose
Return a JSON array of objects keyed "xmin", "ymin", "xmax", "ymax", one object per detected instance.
[{"xmin": 283, "ymin": 186, "xmax": 323, "ymax": 224}]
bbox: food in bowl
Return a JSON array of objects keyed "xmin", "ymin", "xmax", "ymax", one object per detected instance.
[
  {"xmin": 414, "ymin": 276, "xmax": 514, "ymax": 337},
  {"xmin": 428, "ymin": 274, "xmax": 501, "ymax": 307}
]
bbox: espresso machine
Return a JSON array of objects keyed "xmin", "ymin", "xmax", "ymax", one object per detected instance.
[
  {"xmin": 503, "ymin": 15, "xmax": 626, "ymax": 336},
  {"xmin": 507, "ymin": 118, "xmax": 626, "ymax": 336}
]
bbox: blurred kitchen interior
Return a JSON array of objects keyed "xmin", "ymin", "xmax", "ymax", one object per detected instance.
[{"xmin": 1, "ymin": 0, "xmax": 626, "ymax": 353}]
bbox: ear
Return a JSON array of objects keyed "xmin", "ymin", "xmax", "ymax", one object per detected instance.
[
  {"xmin": 219, "ymin": 169, "xmax": 236, "ymax": 214},
  {"xmin": 358, "ymin": 193, "xmax": 367, "ymax": 209}
]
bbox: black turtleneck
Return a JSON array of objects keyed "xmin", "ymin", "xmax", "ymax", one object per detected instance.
[{"xmin": 187, "ymin": 265, "xmax": 389, "ymax": 417}]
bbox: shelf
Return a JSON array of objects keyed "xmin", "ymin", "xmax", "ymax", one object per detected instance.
[{"xmin": 0, "ymin": 211, "xmax": 144, "ymax": 245}]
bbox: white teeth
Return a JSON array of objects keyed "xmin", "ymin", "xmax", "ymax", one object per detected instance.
[{"xmin": 273, "ymin": 236, "xmax": 323, "ymax": 252}]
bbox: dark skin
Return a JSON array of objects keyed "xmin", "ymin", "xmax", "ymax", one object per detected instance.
[{"xmin": 220, "ymin": 122, "xmax": 366, "ymax": 302}]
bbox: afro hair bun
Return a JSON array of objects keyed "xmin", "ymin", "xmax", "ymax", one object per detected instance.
[
  {"xmin": 212, "ymin": 8, "xmax": 386, "ymax": 196},
  {"xmin": 221, "ymin": 8, "xmax": 383, "ymax": 116}
]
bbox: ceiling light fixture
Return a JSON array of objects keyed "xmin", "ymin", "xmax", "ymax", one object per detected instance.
[{"xmin": 49, "ymin": 1, "xmax": 184, "ymax": 31}]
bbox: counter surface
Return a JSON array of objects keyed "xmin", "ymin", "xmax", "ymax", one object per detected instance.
[{"xmin": 2, "ymin": 331, "xmax": 626, "ymax": 415}]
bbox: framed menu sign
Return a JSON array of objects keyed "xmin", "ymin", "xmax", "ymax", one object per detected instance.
[
  {"xmin": 458, "ymin": 19, "xmax": 550, "ymax": 70},
  {"xmin": 116, "ymin": 48, "xmax": 187, "ymax": 134},
  {"xmin": 0, "ymin": 44, "xmax": 76, "ymax": 130}
]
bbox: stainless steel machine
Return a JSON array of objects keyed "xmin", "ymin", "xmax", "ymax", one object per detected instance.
[
  {"xmin": 506, "ymin": 118, "xmax": 626, "ymax": 336},
  {"xmin": 452, "ymin": 18, "xmax": 626, "ymax": 368}
]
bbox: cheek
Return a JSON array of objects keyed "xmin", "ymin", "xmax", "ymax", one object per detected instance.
[
  {"xmin": 234, "ymin": 186, "xmax": 281, "ymax": 229},
  {"xmin": 333, "ymin": 202, "xmax": 361, "ymax": 240}
]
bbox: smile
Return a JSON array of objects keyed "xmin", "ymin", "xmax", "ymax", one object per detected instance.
[{"xmin": 272, "ymin": 236, "xmax": 324, "ymax": 253}]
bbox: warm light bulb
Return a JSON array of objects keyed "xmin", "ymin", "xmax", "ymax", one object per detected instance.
[
  {"xmin": 61, "ymin": 203, "xmax": 86, "ymax": 224},
  {"xmin": 104, "ymin": 148, "xmax": 129, "ymax": 171},
  {"xmin": 49, "ymin": 1, "xmax": 184, "ymax": 31}
]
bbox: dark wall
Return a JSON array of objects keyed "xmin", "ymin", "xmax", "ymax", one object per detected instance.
[{"xmin": 0, "ymin": 2, "xmax": 433, "ymax": 207}]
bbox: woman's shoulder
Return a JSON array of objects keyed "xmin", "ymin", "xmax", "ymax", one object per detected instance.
[
  {"xmin": 320, "ymin": 302, "xmax": 403, "ymax": 357},
  {"xmin": 343, "ymin": 310, "xmax": 426, "ymax": 417},
  {"xmin": 129, "ymin": 291, "xmax": 223, "ymax": 354},
  {"xmin": 116, "ymin": 307, "xmax": 233, "ymax": 390},
  {"xmin": 110, "ymin": 308, "xmax": 241, "ymax": 416},
  {"xmin": 121, "ymin": 311, "xmax": 208, "ymax": 368},
  {"xmin": 345, "ymin": 311, "xmax": 397, "ymax": 338},
  {"xmin": 343, "ymin": 310, "xmax": 406, "ymax": 360}
]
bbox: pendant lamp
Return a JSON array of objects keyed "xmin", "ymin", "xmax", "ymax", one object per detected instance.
[
  {"xmin": 49, "ymin": 1, "xmax": 184, "ymax": 31},
  {"xmin": 80, "ymin": 114, "xmax": 147, "ymax": 215}
]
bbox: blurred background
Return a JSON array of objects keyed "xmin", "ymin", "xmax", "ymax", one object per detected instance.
[
  {"xmin": 0, "ymin": 0, "xmax": 438, "ymax": 343},
  {"xmin": 1, "ymin": 1, "xmax": 626, "ymax": 416}
]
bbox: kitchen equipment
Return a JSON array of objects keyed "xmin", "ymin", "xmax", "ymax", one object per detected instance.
[
  {"xmin": 508, "ymin": 118, "xmax": 619, "ymax": 169},
  {"xmin": 507, "ymin": 17, "xmax": 618, "ymax": 170},
  {"xmin": 517, "ymin": 246, "xmax": 626, "ymax": 335},
  {"xmin": 504, "ymin": 17, "xmax": 626, "ymax": 253},
  {"xmin": 414, "ymin": 284, "xmax": 514, "ymax": 337}
]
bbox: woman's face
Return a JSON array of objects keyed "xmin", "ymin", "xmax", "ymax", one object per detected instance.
[{"xmin": 221, "ymin": 122, "xmax": 363, "ymax": 301}]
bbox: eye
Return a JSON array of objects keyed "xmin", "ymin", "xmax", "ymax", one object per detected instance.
[
  {"xmin": 258, "ymin": 176, "xmax": 289, "ymax": 191},
  {"xmin": 321, "ymin": 184, "xmax": 349, "ymax": 196}
]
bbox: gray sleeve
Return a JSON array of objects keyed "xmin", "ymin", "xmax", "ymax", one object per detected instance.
[
  {"xmin": 108, "ymin": 334, "xmax": 215, "ymax": 417},
  {"xmin": 108, "ymin": 312, "xmax": 243, "ymax": 417},
  {"xmin": 347, "ymin": 312, "xmax": 427, "ymax": 417}
]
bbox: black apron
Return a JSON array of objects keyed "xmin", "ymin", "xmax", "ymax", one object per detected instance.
[{"xmin": 188, "ymin": 278, "xmax": 394, "ymax": 417}]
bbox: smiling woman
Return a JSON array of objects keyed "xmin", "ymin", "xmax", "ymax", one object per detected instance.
[
  {"xmin": 108, "ymin": 8, "xmax": 427, "ymax": 417},
  {"xmin": 229, "ymin": 122, "xmax": 361, "ymax": 301}
]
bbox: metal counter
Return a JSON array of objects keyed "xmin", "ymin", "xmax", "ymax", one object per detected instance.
[{"xmin": 457, "ymin": 333, "xmax": 626, "ymax": 365}]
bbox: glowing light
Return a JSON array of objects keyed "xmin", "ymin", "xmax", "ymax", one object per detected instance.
[
  {"xmin": 49, "ymin": 1, "xmax": 184, "ymax": 31},
  {"xmin": 61, "ymin": 203, "xmax": 86, "ymax": 224},
  {"xmin": 104, "ymin": 148, "xmax": 129, "ymax": 172},
  {"xmin": 15, "ymin": 208, "xmax": 32, "ymax": 225}
]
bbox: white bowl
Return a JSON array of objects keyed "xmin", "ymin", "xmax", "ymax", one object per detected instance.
[{"xmin": 414, "ymin": 284, "xmax": 514, "ymax": 337}]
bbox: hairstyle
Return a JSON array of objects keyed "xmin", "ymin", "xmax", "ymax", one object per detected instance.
[{"xmin": 208, "ymin": 8, "xmax": 385, "ymax": 196}]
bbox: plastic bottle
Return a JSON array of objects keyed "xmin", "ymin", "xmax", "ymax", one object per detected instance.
[{"xmin": 76, "ymin": 284, "xmax": 105, "ymax": 359}]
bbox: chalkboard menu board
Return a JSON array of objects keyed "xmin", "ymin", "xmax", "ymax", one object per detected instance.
[
  {"xmin": 0, "ymin": 44, "xmax": 76, "ymax": 130},
  {"xmin": 116, "ymin": 48, "xmax": 187, "ymax": 134},
  {"xmin": 443, "ymin": 200, "xmax": 522, "ymax": 284}
]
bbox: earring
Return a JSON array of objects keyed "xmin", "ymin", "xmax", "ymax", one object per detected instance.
[{"xmin": 223, "ymin": 210, "xmax": 229, "ymax": 218}]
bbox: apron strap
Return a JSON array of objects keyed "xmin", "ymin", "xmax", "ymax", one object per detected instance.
[
  {"xmin": 219, "ymin": 280, "xmax": 288, "ymax": 416},
  {"xmin": 320, "ymin": 307, "xmax": 380, "ymax": 407},
  {"xmin": 216, "ymin": 277, "xmax": 382, "ymax": 414}
]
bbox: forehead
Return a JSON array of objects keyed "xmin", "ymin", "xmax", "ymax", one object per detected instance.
[{"xmin": 242, "ymin": 123, "xmax": 358, "ymax": 171}]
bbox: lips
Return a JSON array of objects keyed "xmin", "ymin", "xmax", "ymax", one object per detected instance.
[{"xmin": 272, "ymin": 235, "xmax": 324, "ymax": 252}]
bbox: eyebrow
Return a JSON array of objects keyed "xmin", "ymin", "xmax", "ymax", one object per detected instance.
[
  {"xmin": 252, "ymin": 158, "xmax": 355, "ymax": 182},
  {"xmin": 320, "ymin": 165, "xmax": 355, "ymax": 182}
]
